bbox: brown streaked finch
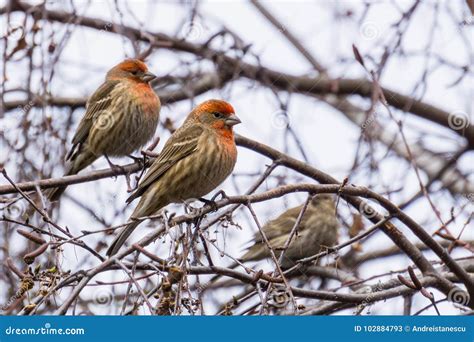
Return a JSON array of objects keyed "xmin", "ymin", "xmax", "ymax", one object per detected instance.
[
  {"xmin": 106, "ymin": 99, "xmax": 241, "ymax": 256},
  {"xmin": 239, "ymin": 194, "xmax": 339, "ymax": 269},
  {"xmin": 47, "ymin": 59, "xmax": 161, "ymax": 201}
]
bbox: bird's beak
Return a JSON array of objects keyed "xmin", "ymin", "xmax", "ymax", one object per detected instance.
[
  {"xmin": 142, "ymin": 71, "xmax": 156, "ymax": 82},
  {"xmin": 225, "ymin": 114, "xmax": 241, "ymax": 126}
]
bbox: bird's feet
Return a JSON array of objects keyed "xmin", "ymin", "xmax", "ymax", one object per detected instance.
[
  {"xmin": 144, "ymin": 136, "xmax": 160, "ymax": 156},
  {"xmin": 125, "ymin": 179, "xmax": 135, "ymax": 193},
  {"xmin": 105, "ymin": 155, "xmax": 126, "ymax": 175},
  {"xmin": 126, "ymin": 154, "xmax": 148, "ymax": 192},
  {"xmin": 139, "ymin": 137, "xmax": 160, "ymax": 161},
  {"xmin": 183, "ymin": 199, "xmax": 203, "ymax": 215},
  {"xmin": 105, "ymin": 155, "xmax": 134, "ymax": 192},
  {"xmin": 198, "ymin": 190, "xmax": 228, "ymax": 212},
  {"xmin": 211, "ymin": 190, "xmax": 229, "ymax": 202},
  {"xmin": 141, "ymin": 149, "xmax": 159, "ymax": 159},
  {"xmin": 198, "ymin": 198, "xmax": 218, "ymax": 212},
  {"xmin": 127, "ymin": 154, "xmax": 144, "ymax": 164},
  {"xmin": 160, "ymin": 210, "xmax": 175, "ymax": 234}
]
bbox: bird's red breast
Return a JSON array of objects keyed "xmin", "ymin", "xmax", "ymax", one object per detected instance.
[{"xmin": 129, "ymin": 82, "xmax": 160, "ymax": 115}]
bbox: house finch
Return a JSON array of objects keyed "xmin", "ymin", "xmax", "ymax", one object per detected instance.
[
  {"xmin": 239, "ymin": 194, "xmax": 339, "ymax": 269},
  {"xmin": 106, "ymin": 99, "xmax": 241, "ymax": 256},
  {"xmin": 47, "ymin": 59, "xmax": 161, "ymax": 201}
]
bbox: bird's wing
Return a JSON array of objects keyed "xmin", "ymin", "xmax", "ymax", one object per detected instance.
[
  {"xmin": 66, "ymin": 80, "xmax": 120, "ymax": 161},
  {"xmin": 126, "ymin": 124, "xmax": 204, "ymax": 203},
  {"xmin": 252, "ymin": 205, "xmax": 303, "ymax": 244}
]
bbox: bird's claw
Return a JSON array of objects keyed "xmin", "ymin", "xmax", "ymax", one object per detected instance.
[
  {"xmin": 105, "ymin": 155, "xmax": 135, "ymax": 191},
  {"xmin": 105, "ymin": 155, "xmax": 126, "ymax": 175},
  {"xmin": 211, "ymin": 190, "xmax": 228, "ymax": 202},
  {"xmin": 127, "ymin": 154, "xmax": 143, "ymax": 164},
  {"xmin": 166, "ymin": 212, "xmax": 176, "ymax": 227},
  {"xmin": 141, "ymin": 149, "xmax": 159, "ymax": 159},
  {"xmin": 125, "ymin": 176, "xmax": 135, "ymax": 193},
  {"xmin": 198, "ymin": 190, "xmax": 228, "ymax": 212},
  {"xmin": 198, "ymin": 197, "xmax": 218, "ymax": 212},
  {"xmin": 184, "ymin": 201, "xmax": 203, "ymax": 216}
]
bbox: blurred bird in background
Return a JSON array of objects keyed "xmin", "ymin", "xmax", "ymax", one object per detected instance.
[
  {"xmin": 106, "ymin": 99, "xmax": 241, "ymax": 256},
  {"xmin": 240, "ymin": 193, "xmax": 339, "ymax": 269},
  {"xmin": 208, "ymin": 193, "xmax": 339, "ymax": 287},
  {"xmin": 47, "ymin": 59, "xmax": 161, "ymax": 201}
]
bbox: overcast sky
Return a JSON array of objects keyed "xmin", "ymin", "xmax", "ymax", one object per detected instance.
[{"xmin": 1, "ymin": 0, "xmax": 473, "ymax": 315}]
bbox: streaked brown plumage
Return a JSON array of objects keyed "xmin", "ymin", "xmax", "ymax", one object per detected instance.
[
  {"xmin": 106, "ymin": 99, "xmax": 241, "ymax": 256},
  {"xmin": 241, "ymin": 193, "xmax": 339, "ymax": 268},
  {"xmin": 48, "ymin": 59, "xmax": 161, "ymax": 201}
]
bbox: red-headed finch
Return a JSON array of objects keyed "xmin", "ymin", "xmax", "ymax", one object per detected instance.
[
  {"xmin": 106, "ymin": 99, "xmax": 241, "ymax": 256},
  {"xmin": 240, "ymin": 194, "xmax": 339, "ymax": 269},
  {"xmin": 47, "ymin": 59, "xmax": 161, "ymax": 201}
]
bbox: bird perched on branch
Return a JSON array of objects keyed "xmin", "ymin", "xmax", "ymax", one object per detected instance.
[
  {"xmin": 206, "ymin": 194, "xmax": 339, "ymax": 287},
  {"xmin": 241, "ymin": 194, "xmax": 339, "ymax": 269},
  {"xmin": 106, "ymin": 99, "xmax": 241, "ymax": 256},
  {"xmin": 47, "ymin": 59, "xmax": 161, "ymax": 201}
]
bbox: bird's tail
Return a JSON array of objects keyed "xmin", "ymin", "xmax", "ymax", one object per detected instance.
[
  {"xmin": 106, "ymin": 220, "xmax": 140, "ymax": 256},
  {"xmin": 47, "ymin": 149, "xmax": 97, "ymax": 201},
  {"xmin": 106, "ymin": 193, "xmax": 158, "ymax": 256}
]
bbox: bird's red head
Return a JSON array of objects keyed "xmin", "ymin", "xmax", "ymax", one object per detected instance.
[
  {"xmin": 191, "ymin": 99, "xmax": 241, "ymax": 132},
  {"xmin": 107, "ymin": 59, "xmax": 156, "ymax": 83},
  {"xmin": 198, "ymin": 99, "xmax": 235, "ymax": 116}
]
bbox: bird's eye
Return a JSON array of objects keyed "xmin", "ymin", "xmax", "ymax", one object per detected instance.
[
  {"xmin": 131, "ymin": 70, "xmax": 139, "ymax": 75},
  {"xmin": 212, "ymin": 112, "xmax": 222, "ymax": 118}
]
